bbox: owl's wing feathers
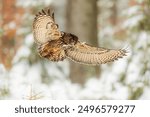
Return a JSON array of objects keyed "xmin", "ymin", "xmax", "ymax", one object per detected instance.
[
  {"xmin": 33, "ymin": 9, "xmax": 62, "ymax": 44},
  {"xmin": 65, "ymin": 42, "xmax": 127, "ymax": 65},
  {"xmin": 33, "ymin": 9, "xmax": 128, "ymax": 65}
]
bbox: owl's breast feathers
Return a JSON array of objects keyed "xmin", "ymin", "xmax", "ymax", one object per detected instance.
[
  {"xmin": 38, "ymin": 39, "xmax": 66, "ymax": 61},
  {"xmin": 38, "ymin": 32, "xmax": 78, "ymax": 61}
]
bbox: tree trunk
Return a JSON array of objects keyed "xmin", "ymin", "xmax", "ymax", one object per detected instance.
[
  {"xmin": 66, "ymin": 0, "xmax": 100, "ymax": 84},
  {"xmin": 0, "ymin": 0, "xmax": 24, "ymax": 69}
]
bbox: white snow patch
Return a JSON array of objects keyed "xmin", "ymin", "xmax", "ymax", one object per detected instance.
[
  {"xmin": 13, "ymin": 46, "xmax": 31, "ymax": 63},
  {"xmin": 8, "ymin": 22, "xmax": 16, "ymax": 29},
  {"xmin": 123, "ymin": 15, "xmax": 144, "ymax": 29},
  {"xmin": 122, "ymin": 6, "xmax": 141, "ymax": 16},
  {"xmin": 24, "ymin": 34, "xmax": 34, "ymax": 47}
]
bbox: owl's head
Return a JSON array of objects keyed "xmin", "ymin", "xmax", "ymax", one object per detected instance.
[
  {"xmin": 61, "ymin": 32, "xmax": 78, "ymax": 45},
  {"xmin": 33, "ymin": 9, "xmax": 61, "ymax": 44}
]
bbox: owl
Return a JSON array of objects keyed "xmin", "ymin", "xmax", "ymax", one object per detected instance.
[{"xmin": 33, "ymin": 9, "xmax": 127, "ymax": 65}]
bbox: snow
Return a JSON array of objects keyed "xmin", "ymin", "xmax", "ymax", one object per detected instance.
[
  {"xmin": 140, "ymin": 87, "xmax": 150, "ymax": 99},
  {"xmin": 122, "ymin": 6, "xmax": 141, "ymax": 16},
  {"xmin": 123, "ymin": 15, "xmax": 144, "ymax": 29},
  {"xmin": 0, "ymin": 64, "xmax": 8, "ymax": 90},
  {"xmin": 24, "ymin": 34, "xmax": 34, "ymax": 47},
  {"xmin": 13, "ymin": 46, "xmax": 31, "ymax": 63},
  {"xmin": 0, "ymin": 39, "xmax": 149, "ymax": 100},
  {"xmin": 121, "ymin": 5, "xmax": 144, "ymax": 29},
  {"xmin": 8, "ymin": 22, "xmax": 16, "ymax": 29},
  {"xmin": 1, "ymin": 53, "xmax": 132, "ymax": 100},
  {"xmin": 16, "ymin": 0, "xmax": 53, "ymax": 7},
  {"xmin": 136, "ymin": 32, "xmax": 150, "ymax": 49},
  {"xmin": 0, "ymin": 64, "xmax": 6, "ymax": 75}
]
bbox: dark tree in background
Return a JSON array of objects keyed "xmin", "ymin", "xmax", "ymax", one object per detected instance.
[{"xmin": 66, "ymin": 0, "xmax": 100, "ymax": 84}]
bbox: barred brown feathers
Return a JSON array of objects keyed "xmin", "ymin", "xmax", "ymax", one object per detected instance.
[{"xmin": 33, "ymin": 8, "xmax": 127, "ymax": 65}]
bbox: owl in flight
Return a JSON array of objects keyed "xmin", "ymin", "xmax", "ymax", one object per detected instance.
[{"xmin": 33, "ymin": 9, "xmax": 127, "ymax": 65}]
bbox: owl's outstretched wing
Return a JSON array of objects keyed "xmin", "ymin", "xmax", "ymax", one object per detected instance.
[
  {"xmin": 33, "ymin": 8, "xmax": 128, "ymax": 65},
  {"xmin": 33, "ymin": 9, "xmax": 62, "ymax": 44},
  {"xmin": 65, "ymin": 42, "xmax": 127, "ymax": 65}
]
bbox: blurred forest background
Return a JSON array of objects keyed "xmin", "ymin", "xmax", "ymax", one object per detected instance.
[{"xmin": 0, "ymin": 0, "xmax": 150, "ymax": 99}]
